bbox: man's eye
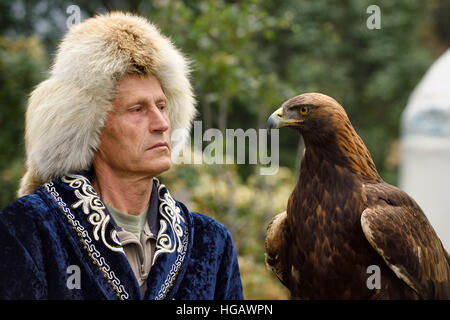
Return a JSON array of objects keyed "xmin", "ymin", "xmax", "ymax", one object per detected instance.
[
  {"xmin": 130, "ymin": 106, "xmax": 143, "ymax": 113},
  {"xmin": 158, "ymin": 104, "xmax": 167, "ymax": 111}
]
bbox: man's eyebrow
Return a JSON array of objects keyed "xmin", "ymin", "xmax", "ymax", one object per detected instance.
[
  {"xmin": 154, "ymin": 96, "xmax": 167, "ymax": 104},
  {"xmin": 125, "ymin": 98, "xmax": 149, "ymax": 108},
  {"xmin": 126, "ymin": 96, "xmax": 167, "ymax": 107}
]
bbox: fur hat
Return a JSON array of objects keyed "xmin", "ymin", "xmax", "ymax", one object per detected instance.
[{"xmin": 18, "ymin": 12, "xmax": 196, "ymax": 197}]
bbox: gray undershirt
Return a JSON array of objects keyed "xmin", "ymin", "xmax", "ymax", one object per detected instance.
[{"xmin": 105, "ymin": 181, "xmax": 159, "ymax": 296}]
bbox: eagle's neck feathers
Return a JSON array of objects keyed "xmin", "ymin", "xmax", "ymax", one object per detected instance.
[{"xmin": 301, "ymin": 117, "xmax": 382, "ymax": 183}]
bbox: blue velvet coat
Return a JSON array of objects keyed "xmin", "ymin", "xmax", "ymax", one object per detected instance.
[{"xmin": 0, "ymin": 173, "xmax": 243, "ymax": 300}]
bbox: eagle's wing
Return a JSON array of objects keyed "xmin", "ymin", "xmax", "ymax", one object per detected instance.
[
  {"xmin": 265, "ymin": 211, "xmax": 289, "ymax": 287},
  {"xmin": 361, "ymin": 186, "xmax": 450, "ymax": 299}
]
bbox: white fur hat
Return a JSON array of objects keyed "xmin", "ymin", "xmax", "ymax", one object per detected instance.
[{"xmin": 18, "ymin": 12, "xmax": 196, "ymax": 197}]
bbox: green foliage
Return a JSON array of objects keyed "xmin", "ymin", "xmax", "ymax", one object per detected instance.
[
  {"xmin": 270, "ymin": 0, "xmax": 433, "ymax": 184},
  {"xmin": 162, "ymin": 149, "xmax": 296, "ymax": 258},
  {"xmin": 161, "ymin": 149, "xmax": 293, "ymax": 299},
  {"xmin": 0, "ymin": 36, "xmax": 47, "ymax": 205},
  {"xmin": 144, "ymin": 0, "xmax": 433, "ymax": 183},
  {"xmin": 0, "ymin": 0, "xmax": 440, "ymax": 299}
]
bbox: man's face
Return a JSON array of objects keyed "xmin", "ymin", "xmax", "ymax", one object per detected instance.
[{"xmin": 94, "ymin": 74, "xmax": 171, "ymax": 179}]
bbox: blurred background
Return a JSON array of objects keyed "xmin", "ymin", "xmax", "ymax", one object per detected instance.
[{"xmin": 1, "ymin": 0, "xmax": 449, "ymax": 299}]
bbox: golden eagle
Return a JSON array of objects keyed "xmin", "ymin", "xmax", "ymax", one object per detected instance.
[{"xmin": 265, "ymin": 93, "xmax": 450, "ymax": 299}]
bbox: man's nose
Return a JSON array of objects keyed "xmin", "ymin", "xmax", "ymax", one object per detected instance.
[{"xmin": 149, "ymin": 106, "xmax": 170, "ymax": 133}]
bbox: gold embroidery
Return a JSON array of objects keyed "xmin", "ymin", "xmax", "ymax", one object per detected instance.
[
  {"xmin": 62, "ymin": 174, "xmax": 123, "ymax": 253},
  {"xmin": 152, "ymin": 179, "xmax": 189, "ymax": 300},
  {"xmin": 153, "ymin": 180, "xmax": 186, "ymax": 264},
  {"xmin": 44, "ymin": 180, "xmax": 129, "ymax": 300}
]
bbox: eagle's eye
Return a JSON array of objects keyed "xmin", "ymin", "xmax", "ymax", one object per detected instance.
[{"xmin": 299, "ymin": 106, "xmax": 309, "ymax": 115}]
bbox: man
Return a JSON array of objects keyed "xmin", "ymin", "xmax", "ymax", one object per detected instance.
[{"xmin": 0, "ymin": 12, "xmax": 243, "ymax": 300}]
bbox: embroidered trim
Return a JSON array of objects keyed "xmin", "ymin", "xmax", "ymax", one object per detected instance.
[
  {"xmin": 155, "ymin": 228, "xmax": 189, "ymax": 300},
  {"xmin": 152, "ymin": 179, "xmax": 189, "ymax": 300},
  {"xmin": 47, "ymin": 175, "xmax": 189, "ymax": 300},
  {"xmin": 44, "ymin": 181, "xmax": 129, "ymax": 300},
  {"xmin": 61, "ymin": 174, "xmax": 123, "ymax": 253},
  {"xmin": 152, "ymin": 180, "xmax": 186, "ymax": 264}
]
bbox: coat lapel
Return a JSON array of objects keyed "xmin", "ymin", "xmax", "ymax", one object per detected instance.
[
  {"xmin": 42, "ymin": 173, "xmax": 141, "ymax": 300},
  {"xmin": 144, "ymin": 179, "xmax": 193, "ymax": 300},
  {"xmin": 42, "ymin": 173, "xmax": 193, "ymax": 300}
]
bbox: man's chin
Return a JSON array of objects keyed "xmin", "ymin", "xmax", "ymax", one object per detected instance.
[
  {"xmin": 158, "ymin": 161, "xmax": 171, "ymax": 175},
  {"xmin": 147, "ymin": 157, "xmax": 171, "ymax": 177}
]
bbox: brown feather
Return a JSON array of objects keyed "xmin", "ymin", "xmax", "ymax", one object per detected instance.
[
  {"xmin": 265, "ymin": 92, "xmax": 450, "ymax": 299},
  {"xmin": 361, "ymin": 182, "xmax": 450, "ymax": 299},
  {"xmin": 265, "ymin": 211, "xmax": 289, "ymax": 287}
]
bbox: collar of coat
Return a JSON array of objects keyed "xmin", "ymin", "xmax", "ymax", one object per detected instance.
[{"xmin": 42, "ymin": 172, "xmax": 193, "ymax": 300}]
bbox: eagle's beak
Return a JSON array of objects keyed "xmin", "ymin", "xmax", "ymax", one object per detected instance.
[
  {"xmin": 267, "ymin": 107, "xmax": 304, "ymax": 130},
  {"xmin": 267, "ymin": 107, "xmax": 284, "ymax": 130}
]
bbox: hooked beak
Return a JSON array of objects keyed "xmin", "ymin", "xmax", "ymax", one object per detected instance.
[{"xmin": 267, "ymin": 106, "xmax": 303, "ymax": 130}]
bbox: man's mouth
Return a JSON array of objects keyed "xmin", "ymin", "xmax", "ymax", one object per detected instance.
[{"xmin": 147, "ymin": 142, "xmax": 170, "ymax": 151}]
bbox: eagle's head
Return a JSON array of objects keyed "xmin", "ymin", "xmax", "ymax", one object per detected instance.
[
  {"xmin": 267, "ymin": 93, "xmax": 349, "ymax": 140},
  {"xmin": 268, "ymin": 92, "xmax": 380, "ymax": 179}
]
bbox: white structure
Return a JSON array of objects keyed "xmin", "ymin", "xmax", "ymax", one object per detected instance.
[{"xmin": 400, "ymin": 49, "xmax": 450, "ymax": 251}]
